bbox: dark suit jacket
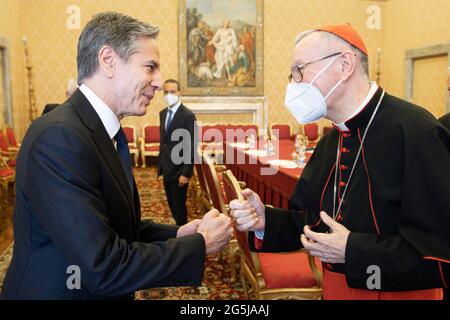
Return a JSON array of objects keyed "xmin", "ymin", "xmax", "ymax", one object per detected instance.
[
  {"xmin": 439, "ymin": 113, "xmax": 450, "ymax": 130},
  {"xmin": 42, "ymin": 103, "xmax": 60, "ymax": 115},
  {"xmin": 1, "ymin": 89, "xmax": 205, "ymax": 300},
  {"xmin": 158, "ymin": 104, "xmax": 197, "ymax": 182}
]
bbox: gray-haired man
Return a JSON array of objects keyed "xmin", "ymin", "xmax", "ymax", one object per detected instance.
[{"xmin": 2, "ymin": 12, "xmax": 232, "ymax": 300}]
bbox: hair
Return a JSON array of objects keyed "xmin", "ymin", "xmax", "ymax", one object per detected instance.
[
  {"xmin": 294, "ymin": 29, "xmax": 369, "ymax": 79},
  {"xmin": 164, "ymin": 79, "xmax": 181, "ymax": 91},
  {"xmin": 77, "ymin": 12, "xmax": 160, "ymax": 83}
]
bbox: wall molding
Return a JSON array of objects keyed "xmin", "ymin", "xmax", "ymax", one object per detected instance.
[
  {"xmin": 0, "ymin": 36, "xmax": 14, "ymax": 127},
  {"xmin": 182, "ymin": 96, "xmax": 268, "ymax": 134}
]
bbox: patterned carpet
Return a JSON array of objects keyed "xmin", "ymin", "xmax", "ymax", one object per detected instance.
[{"xmin": 0, "ymin": 166, "xmax": 253, "ymax": 299}]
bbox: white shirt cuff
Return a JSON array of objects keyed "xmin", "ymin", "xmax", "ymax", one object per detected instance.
[{"xmin": 254, "ymin": 230, "xmax": 265, "ymax": 240}]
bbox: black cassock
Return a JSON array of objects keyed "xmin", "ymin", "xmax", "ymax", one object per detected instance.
[{"xmin": 251, "ymin": 87, "xmax": 450, "ymax": 291}]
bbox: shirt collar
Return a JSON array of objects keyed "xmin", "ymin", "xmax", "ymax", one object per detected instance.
[
  {"xmin": 79, "ymin": 84, "xmax": 121, "ymax": 139},
  {"xmin": 334, "ymin": 82, "xmax": 379, "ymax": 132},
  {"xmin": 168, "ymin": 100, "xmax": 182, "ymax": 114}
]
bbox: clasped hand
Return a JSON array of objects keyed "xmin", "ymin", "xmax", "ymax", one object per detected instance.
[{"xmin": 177, "ymin": 209, "xmax": 233, "ymax": 256}]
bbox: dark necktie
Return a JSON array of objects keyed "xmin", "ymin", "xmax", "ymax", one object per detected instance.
[
  {"xmin": 165, "ymin": 108, "xmax": 174, "ymax": 131},
  {"xmin": 114, "ymin": 127, "xmax": 133, "ymax": 192}
]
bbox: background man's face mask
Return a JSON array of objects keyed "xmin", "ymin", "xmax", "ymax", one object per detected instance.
[
  {"xmin": 164, "ymin": 93, "xmax": 179, "ymax": 107},
  {"xmin": 284, "ymin": 54, "xmax": 343, "ymax": 124}
]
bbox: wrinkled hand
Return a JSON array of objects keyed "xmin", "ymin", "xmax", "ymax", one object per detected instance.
[
  {"xmin": 229, "ymin": 188, "xmax": 265, "ymax": 232},
  {"xmin": 197, "ymin": 209, "xmax": 233, "ymax": 255},
  {"xmin": 176, "ymin": 219, "xmax": 202, "ymax": 238},
  {"xmin": 301, "ymin": 211, "xmax": 350, "ymax": 264},
  {"xmin": 178, "ymin": 175, "xmax": 189, "ymax": 187}
]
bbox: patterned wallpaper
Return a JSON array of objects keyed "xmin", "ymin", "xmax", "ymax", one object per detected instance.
[
  {"xmin": 1, "ymin": 0, "xmax": 449, "ymax": 140},
  {"xmin": 383, "ymin": 0, "xmax": 450, "ymax": 118}
]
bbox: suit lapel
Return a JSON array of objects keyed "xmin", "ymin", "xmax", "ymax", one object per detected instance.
[{"xmin": 69, "ymin": 90, "xmax": 137, "ymax": 231}]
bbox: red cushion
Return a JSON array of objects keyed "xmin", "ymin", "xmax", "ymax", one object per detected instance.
[
  {"xmin": 0, "ymin": 132, "xmax": 8, "ymax": 151},
  {"xmin": 144, "ymin": 126, "xmax": 160, "ymax": 143},
  {"xmin": 258, "ymin": 252, "xmax": 321, "ymax": 289},
  {"xmin": 122, "ymin": 127, "xmax": 135, "ymax": 143},
  {"xmin": 6, "ymin": 128, "xmax": 18, "ymax": 147},
  {"xmin": 0, "ymin": 168, "xmax": 14, "ymax": 177},
  {"xmin": 271, "ymin": 125, "xmax": 290, "ymax": 140},
  {"xmin": 144, "ymin": 146, "xmax": 159, "ymax": 152},
  {"xmin": 304, "ymin": 123, "xmax": 319, "ymax": 141}
]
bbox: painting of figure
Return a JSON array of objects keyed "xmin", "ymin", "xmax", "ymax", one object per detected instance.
[{"xmin": 179, "ymin": 0, "xmax": 263, "ymax": 96}]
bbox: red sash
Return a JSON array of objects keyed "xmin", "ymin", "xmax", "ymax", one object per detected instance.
[{"xmin": 323, "ymin": 268, "xmax": 443, "ymax": 300}]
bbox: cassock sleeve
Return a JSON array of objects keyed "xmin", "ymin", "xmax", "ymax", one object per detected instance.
[
  {"xmin": 248, "ymin": 146, "xmax": 322, "ymax": 253},
  {"xmin": 345, "ymin": 121, "xmax": 450, "ymax": 291},
  {"xmin": 139, "ymin": 219, "xmax": 178, "ymax": 242},
  {"xmin": 248, "ymin": 206, "xmax": 306, "ymax": 252}
]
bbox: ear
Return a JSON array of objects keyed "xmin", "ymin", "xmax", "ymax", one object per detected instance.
[
  {"xmin": 339, "ymin": 51, "xmax": 357, "ymax": 82},
  {"xmin": 97, "ymin": 45, "xmax": 117, "ymax": 79}
]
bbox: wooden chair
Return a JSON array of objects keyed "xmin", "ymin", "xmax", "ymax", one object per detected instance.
[
  {"xmin": 201, "ymin": 153, "xmax": 239, "ymax": 282},
  {"xmin": 322, "ymin": 126, "xmax": 332, "ymax": 136},
  {"xmin": 269, "ymin": 124, "xmax": 291, "ymax": 140},
  {"xmin": 221, "ymin": 169, "xmax": 323, "ymax": 300},
  {"xmin": 193, "ymin": 150, "xmax": 212, "ymax": 212},
  {"xmin": 139, "ymin": 125, "xmax": 160, "ymax": 168},
  {"xmin": 0, "ymin": 130, "xmax": 17, "ymax": 167},
  {"xmin": 122, "ymin": 126, "xmax": 139, "ymax": 167},
  {"xmin": 5, "ymin": 127, "xmax": 21, "ymax": 149}
]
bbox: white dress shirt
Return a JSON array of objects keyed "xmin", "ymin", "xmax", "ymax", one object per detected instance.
[
  {"xmin": 165, "ymin": 100, "xmax": 182, "ymax": 130},
  {"xmin": 79, "ymin": 84, "xmax": 121, "ymax": 140}
]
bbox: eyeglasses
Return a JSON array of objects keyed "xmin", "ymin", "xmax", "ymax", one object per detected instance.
[{"xmin": 288, "ymin": 52, "xmax": 342, "ymax": 83}]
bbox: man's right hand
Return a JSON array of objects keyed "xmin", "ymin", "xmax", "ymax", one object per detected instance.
[
  {"xmin": 229, "ymin": 188, "xmax": 265, "ymax": 232},
  {"xmin": 197, "ymin": 209, "xmax": 233, "ymax": 256}
]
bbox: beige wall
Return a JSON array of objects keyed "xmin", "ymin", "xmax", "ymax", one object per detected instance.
[{"xmin": 1, "ymin": 0, "xmax": 449, "ymax": 140}]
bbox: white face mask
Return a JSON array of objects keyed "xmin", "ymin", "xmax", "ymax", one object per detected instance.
[
  {"xmin": 284, "ymin": 54, "xmax": 343, "ymax": 124},
  {"xmin": 164, "ymin": 93, "xmax": 179, "ymax": 107}
]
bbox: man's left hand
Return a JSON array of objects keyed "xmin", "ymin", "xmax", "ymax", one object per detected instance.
[
  {"xmin": 178, "ymin": 175, "xmax": 189, "ymax": 187},
  {"xmin": 300, "ymin": 211, "xmax": 350, "ymax": 264},
  {"xmin": 176, "ymin": 219, "xmax": 202, "ymax": 238}
]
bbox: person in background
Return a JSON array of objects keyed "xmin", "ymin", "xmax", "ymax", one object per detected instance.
[
  {"xmin": 158, "ymin": 79, "xmax": 196, "ymax": 226},
  {"xmin": 42, "ymin": 78, "xmax": 79, "ymax": 115}
]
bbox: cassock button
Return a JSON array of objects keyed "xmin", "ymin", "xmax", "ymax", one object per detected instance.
[
  {"xmin": 340, "ymin": 165, "xmax": 348, "ymax": 170},
  {"xmin": 341, "ymin": 147, "xmax": 349, "ymax": 153},
  {"xmin": 343, "ymin": 133, "xmax": 351, "ymax": 138},
  {"xmin": 339, "ymin": 181, "xmax": 346, "ymax": 187}
]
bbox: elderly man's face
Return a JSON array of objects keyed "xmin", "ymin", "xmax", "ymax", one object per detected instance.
[{"xmin": 113, "ymin": 37, "xmax": 162, "ymax": 118}]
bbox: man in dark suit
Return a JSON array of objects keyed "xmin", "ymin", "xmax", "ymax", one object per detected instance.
[
  {"xmin": 1, "ymin": 12, "xmax": 232, "ymax": 300},
  {"xmin": 158, "ymin": 79, "xmax": 196, "ymax": 226}
]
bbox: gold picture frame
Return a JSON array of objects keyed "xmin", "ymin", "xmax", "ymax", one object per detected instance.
[{"xmin": 178, "ymin": 0, "xmax": 263, "ymax": 96}]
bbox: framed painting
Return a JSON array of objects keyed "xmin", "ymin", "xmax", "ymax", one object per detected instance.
[{"xmin": 178, "ymin": 0, "xmax": 263, "ymax": 96}]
